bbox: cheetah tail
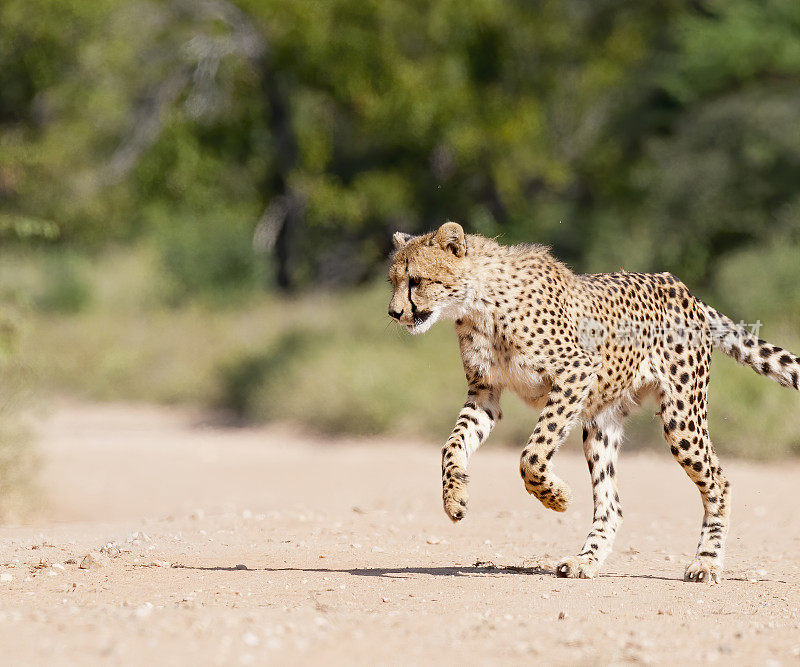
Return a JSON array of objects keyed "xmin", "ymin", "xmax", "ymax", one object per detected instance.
[{"xmin": 699, "ymin": 301, "xmax": 800, "ymax": 391}]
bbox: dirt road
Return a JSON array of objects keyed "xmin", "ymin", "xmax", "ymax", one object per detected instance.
[{"xmin": 1, "ymin": 402, "xmax": 799, "ymax": 665}]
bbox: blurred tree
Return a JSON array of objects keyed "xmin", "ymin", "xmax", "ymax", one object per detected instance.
[{"xmin": 0, "ymin": 0, "xmax": 798, "ymax": 292}]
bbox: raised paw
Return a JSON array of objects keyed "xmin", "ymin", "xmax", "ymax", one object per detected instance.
[
  {"xmin": 555, "ymin": 555, "xmax": 599, "ymax": 579},
  {"xmin": 683, "ymin": 557, "xmax": 720, "ymax": 584},
  {"xmin": 524, "ymin": 477, "xmax": 572, "ymax": 512},
  {"xmin": 443, "ymin": 480, "xmax": 469, "ymax": 522}
]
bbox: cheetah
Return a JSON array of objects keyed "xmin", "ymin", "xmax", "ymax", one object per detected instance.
[{"xmin": 387, "ymin": 222, "xmax": 800, "ymax": 583}]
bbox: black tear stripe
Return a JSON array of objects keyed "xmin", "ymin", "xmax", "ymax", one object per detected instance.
[{"xmin": 407, "ymin": 275, "xmax": 415, "ymax": 317}]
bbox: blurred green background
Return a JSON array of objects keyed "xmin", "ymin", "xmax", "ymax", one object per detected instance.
[{"xmin": 1, "ymin": 0, "xmax": 800, "ymax": 513}]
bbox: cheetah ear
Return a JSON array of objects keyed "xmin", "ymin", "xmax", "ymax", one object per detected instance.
[
  {"xmin": 434, "ymin": 221, "xmax": 466, "ymax": 257},
  {"xmin": 392, "ymin": 231, "xmax": 412, "ymax": 249}
]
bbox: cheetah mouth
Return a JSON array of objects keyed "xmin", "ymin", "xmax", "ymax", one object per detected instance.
[
  {"xmin": 413, "ymin": 310, "xmax": 432, "ymax": 326},
  {"xmin": 406, "ymin": 309, "xmax": 437, "ymax": 334}
]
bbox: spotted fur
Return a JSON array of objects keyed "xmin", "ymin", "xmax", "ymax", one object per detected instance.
[{"xmin": 388, "ymin": 222, "xmax": 800, "ymax": 583}]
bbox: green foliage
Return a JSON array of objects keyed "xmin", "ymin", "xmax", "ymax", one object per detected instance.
[
  {"xmin": 33, "ymin": 254, "xmax": 92, "ymax": 314},
  {"xmin": 1, "ymin": 0, "xmax": 799, "ymax": 290},
  {"xmin": 0, "ymin": 214, "xmax": 59, "ymax": 242},
  {"xmin": 152, "ymin": 206, "xmax": 264, "ymax": 303}
]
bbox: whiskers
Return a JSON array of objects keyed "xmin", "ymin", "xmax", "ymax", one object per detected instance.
[{"xmin": 385, "ymin": 317, "xmax": 406, "ymax": 339}]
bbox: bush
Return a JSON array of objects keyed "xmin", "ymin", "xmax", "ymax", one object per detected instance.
[
  {"xmin": 152, "ymin": 207, "xmax": 263, "ymax": 304},
  {"xmin": 0, "ymin": 310, "xmax": 37, "ymax": 521},
  {"xmin": 217, "ymin": 330, "xmax": 321, "ymax": 422},
  {"xmin": 33, "ymin": 253, "xmax": 92, "ymax": 314}
]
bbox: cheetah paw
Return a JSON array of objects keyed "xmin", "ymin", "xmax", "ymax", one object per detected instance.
[
  {"xmin": 443, "ymin": 485, "xmax": 469, "ymax": 522},
  {"xmin": 555, "ymin": 555, "xmax": 599, "ymax": 579},
  {"xmin": 542, "ymin": 483, "xmax": 572, "ymax": 512},
  {"xmin": 683, "ymin": 558, "xmax": 720, "ymax": 584},
  {"xmin": 526, "ymin": 479, "xmax": 572, "ymax": 512}
]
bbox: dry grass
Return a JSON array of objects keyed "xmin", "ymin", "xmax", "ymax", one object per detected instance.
[
  {"xmin": 0, "ymin": 309, "xmax": 38, "ymax": 521},
  {"xmin": 3, "ymin": 245, "xmax": 799, "ymax": 459}
]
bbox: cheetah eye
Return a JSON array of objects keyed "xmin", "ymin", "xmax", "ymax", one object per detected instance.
[{"xmin": 409, "ymin": 276, "xmax": 422, "ymax": 288}]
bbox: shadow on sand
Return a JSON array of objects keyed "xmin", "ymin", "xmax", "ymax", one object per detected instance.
[{"xmin": 173, "ymin": 561, "xmax": 554, "ymax": 578}]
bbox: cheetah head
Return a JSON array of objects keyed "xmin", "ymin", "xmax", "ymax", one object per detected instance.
[{"xmin": 387, "ymin": 222, "xmax": 471, "ymax": 335}]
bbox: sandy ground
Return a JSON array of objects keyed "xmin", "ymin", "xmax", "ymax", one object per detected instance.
[{"xmin": 1, "ymin": 402, "xmax": 799, "ymax": 665}]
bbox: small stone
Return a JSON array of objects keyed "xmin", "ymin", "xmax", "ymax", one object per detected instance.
[
  {"xmin": 234, "ymin": 564, "xmax": 247, "ymax": 570},
  {"xmin": 135, "ymin": 602, "xmax": 153, "ymax": 619},
  {"xmin": 127, "ymin": 532, "xmax": 151, "ymax": 544},
  {"xmin": 79, "ymin": 552, "xmax": 110, "ymax": 569},
  {"xmin": 242, "ymin": 632, "xmax": 259, "ymax": 647},
  {"xmin": 426, "ymin": 537, "xmax": 440, "ymax": 545},
  {"xmin": 100, "ymin": 543, "xmax": 121, "ymax": 557},
  {"xmin": 558, "ymin": 611, "xmax": 567, "ymax": 620}
]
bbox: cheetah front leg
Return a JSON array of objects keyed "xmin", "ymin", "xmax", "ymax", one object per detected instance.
[
  {"xmin": 441, "ymin": 385, "xmax": 501, "ymax": 522},
  {"xmin": 519, "ymin": 369, "xmax": 597, "ymax": 512},
  {"xmin": 556, "ymin": 414, "xmax": 623, "ymax": 579}
]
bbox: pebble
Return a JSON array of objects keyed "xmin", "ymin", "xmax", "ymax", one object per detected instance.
[
  {"xmin": 135, "ymin": 602, "xmax": 153, "ymax": 619},
  {"xmin": 100, "ymin": 543, "xmax": 121, "ymax": 557},
  {"xmin": 80, "ymin": 552, "xmax": 111, "ymax": 569},
  {"xmin": 127, "ymin": 532, "xmax": 151, "ymax": 544}
]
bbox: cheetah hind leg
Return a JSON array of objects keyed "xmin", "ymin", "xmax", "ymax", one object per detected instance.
[{"xmin": 659, "ymin": 364, "xmax": 731, "ymax": 584}]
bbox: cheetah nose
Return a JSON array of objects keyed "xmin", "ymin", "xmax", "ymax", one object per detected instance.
[{"xmin": 388, "ymin": 308, "xmax": 403, "ymax": 320}]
